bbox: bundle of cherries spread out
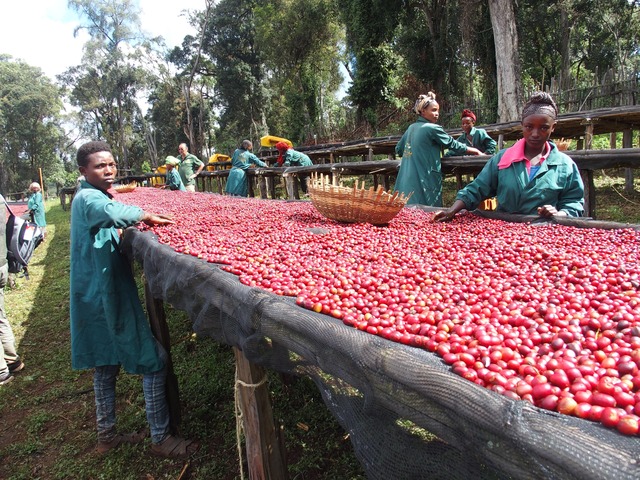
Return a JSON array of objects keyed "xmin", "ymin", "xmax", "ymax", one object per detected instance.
[{"xmin": 120, "ymin": 189, "xmax": 640, "ymax": 435}]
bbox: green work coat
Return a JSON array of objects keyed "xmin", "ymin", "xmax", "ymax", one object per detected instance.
[
  {"xmin": 225, "ymin": 148, "xmax": 267, "ymax": 197},
  {"xmin": 456, "ymin": 141, "xmax": 584, "ymax": 217},
  {"xmin": 283, "ymin": 149, "xmax": 313, "ymax": 167},
  {"xmin": 395, "ymin": 117, "xmax": 469, "ymax": 206},
  {"xmin": 166, "ymin": 168, "xmax": 186, "ymax": 191},
  {"xmin": 445, "ymin": 127, "xmax": 497, "ymax": 156},
  {"xmin": 178, "ymin": 153, "xmax": 204, "ymax": 187},
  {"xmin": 27, "ymin": 191, "xmax": 46, "ymax": 227},
  {"xmin": 70, "ymin": 181, "xmax": 163, "ymax": 374}
]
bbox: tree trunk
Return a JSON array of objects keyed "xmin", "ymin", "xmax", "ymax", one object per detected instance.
[
  {"xmin": 559, "ymin": 4, "xmax": 572, "ymax": 90},
  {"xmin": 488, "ymin": 0, "xmax": 522, "ymax": 122}
]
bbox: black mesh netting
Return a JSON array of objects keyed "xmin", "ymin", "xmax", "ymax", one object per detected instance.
[{"xmin": 122, "ymin": 208, "xmax": 640, "ymax": 480}]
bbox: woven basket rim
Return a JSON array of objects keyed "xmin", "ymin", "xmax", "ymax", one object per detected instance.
[{"xmin": 308, "ymin": 174, "xmax": 410, "ymax": 225}]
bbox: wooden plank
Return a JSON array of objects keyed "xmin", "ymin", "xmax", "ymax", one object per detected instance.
[{"xmin": 233, "ymin": 347, "xmax": 288, "ymax": 480}]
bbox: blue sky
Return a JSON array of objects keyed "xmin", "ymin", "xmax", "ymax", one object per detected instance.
[{"xmin": 0, "ymin": 0, "xmax": 205, "ymax": 80}]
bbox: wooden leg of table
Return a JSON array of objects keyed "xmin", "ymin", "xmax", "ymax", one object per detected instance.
[
  {"xmin": 258, "ymin": 176, "xmax": 268, "ymax": 199},
  {"xmin": 233, "ymin": 347, "xmax": 288, "ymax": 480},
  {"xmin": 285, "ymin": 176, "xmax": 296, "ymax": 200},
  {"xmin": 581, "ymin": 170, "xmax": 596, "ymax": 219},
  {"xmin": 143, "ymin": 276, "xmax": 181, "ymax": 435}
]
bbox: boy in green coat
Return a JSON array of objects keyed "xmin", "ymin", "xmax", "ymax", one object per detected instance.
[{"xmin": 70, "ymin": 141, "xmax": 198, "ymax": 458}]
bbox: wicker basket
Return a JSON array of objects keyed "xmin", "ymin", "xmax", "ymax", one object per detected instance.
[
  {"xmin": 555, "ymin": 138, "xmax": 572, "ymax": 151},
  {"xmin": 308, "ymin": 173, "xmax": 411, "ymax": 225},
  {"xmin": 113, "ymin": 182, "xmax": 137, "ymax": 193}
]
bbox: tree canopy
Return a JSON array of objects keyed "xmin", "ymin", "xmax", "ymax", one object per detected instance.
[{"xmin": 1, "ymin": 0, "xmax": 639, "ymax": 193}]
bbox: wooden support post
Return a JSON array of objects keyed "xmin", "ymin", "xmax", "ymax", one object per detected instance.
[
  {"xmin": 382, "ymin": 175, "xmax": 390, "ymax": 191},
  {"xmin": 268, "ymin": 177, "xmax": 277, "ymax": 199},
  {"xmin": 258, "ymin": 175, "xmax": 268, "ymax": 199},
  {"xmin": 248, "ymin": 176, "xmax": 255, "ymax": 198},
  {"xmin": 284, "ymin": 176, "xmax": 297, "ymax": 200},
  {"xmin": 265, "ymin": 177, "xmax": 274, "ymax": 199},
  {"xmin": 580, "ymin": 170, "xmax": 596, "ymax": 219},
  {"xmin": 143, "ymin": 277, "xmax": 181, "ymax": 434},
  {"xmin": 372, "ymin": 175, "xmax": 379, "ymax": 190},
  {"xmin": 368, "ymin": 147, "xmax": 373, "ymax": 162},
  {"xmin": 583, "ymin": 121, "xmax": 594, "ymax": 150},
  {"xmin": 623, "ymin": 129, "xmax": 634, "ymax": 193},
  {"xmin": 577, "ymin": 137, "xmax": 584, "ymax": 150},
  {"xmin": 497, "ymin": 134, "xmax": 504, "ymax": 150},
  {"xmin": 456, "ymin": 173, "xmax": 464, "ymax": 191},
  {"xmin": 233, "ymin": 347, "xmax": 288, "ymax": 480}
]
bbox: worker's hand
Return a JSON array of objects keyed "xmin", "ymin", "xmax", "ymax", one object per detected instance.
[
  {"xmin": 466, "ymin": 147, "xmax": 482, "ymax": 156},
  {"xmin": 432, "ymin": 209, "xmax": 456, "ymax": 223},
  {"xmin": 537, "ymin": 205, "xmax": 566, "ymax": 218},
  {"xmin": 141, "ymin": 212, "xmax": 175, "ymax": 225}
]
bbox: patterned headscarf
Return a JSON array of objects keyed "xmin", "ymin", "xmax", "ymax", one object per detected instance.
[
  {"xmin": 522, "ymin": 92, "xmax": 558, "ymax": 120},
  {"xmin": 413, "ymin": 92, "xmax": 437, "ymax": 115},
  {"xmin": 461, "ymin": 109, "xmax": 476, "ymax": 122}
]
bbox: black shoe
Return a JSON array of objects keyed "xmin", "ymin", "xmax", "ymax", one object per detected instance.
[
  {"xmin": 8, "ymin": 360, "xmax": 24, "ymax": 373},
  {"xmin": 0, "ymin": 372, "xmax": 13, "ymax": 385}
]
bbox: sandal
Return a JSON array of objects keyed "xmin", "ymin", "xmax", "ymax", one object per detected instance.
[
  {"xmin": 96, "ymin": 430, "xmax": 147, "ymax": 454},
  {"xmin": 150, "ymin": 435, "xmax": 199, "ymax": 459}
]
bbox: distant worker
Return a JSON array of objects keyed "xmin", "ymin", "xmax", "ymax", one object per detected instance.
[
  {"xmin": 395, "ymin": 92, "xmax": 482, "ymax": 206},
  {"xmin": 225, "ymin": 140, "xmax": 268, "ymax": 197},
  {"xmin": 176, "ymin": 143, "xmax": 204, "ymax": 192},
  {"xmin": 445, "ymin": 109, "xmax": 496, "ymax": 156},
  {"xmin": 275, "ymin": 142, "xmax": 313, "ymax": 194},
  {"xmin": 163, "ymin": 157, "xmax": 186, "ymax": 191},
  {"xmin": 27, "ymin": 182, "xmax": 47, "ymax": 237}
]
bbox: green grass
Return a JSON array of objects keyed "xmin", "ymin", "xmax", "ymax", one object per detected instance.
[
  {"xmin": 0, "ymin": 201, "xmax": 365, "ymax": 479},
  {"xmin": 1, "ymin": 174, "xmax": 638, "ymax": 479}
]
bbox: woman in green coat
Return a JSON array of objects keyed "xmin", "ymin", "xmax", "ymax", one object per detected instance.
[
  {"xmin": 445, "ymin": 109, "xmax": 497, "ymax": 155},
  {"xmin": 164, "ymin": 156, "xmax": 186, "ymax": 191},
  {"xmin": 434, "ymin": 92, "xmax": 584, "ymax": 221},
  {"xmin": 225, "ymin": 140, "xmax": 267, "ymax": 197},
  {"xmin": 395, "ymin": 92, "xmax": 482, "ymax": 206}
]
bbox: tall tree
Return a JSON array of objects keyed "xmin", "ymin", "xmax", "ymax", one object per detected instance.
[
  {"xmin": 0, "ymin": 57, "xmax": 66, "ymax": 194},
  {"xmin": 337, "ymin": 0, "xmax": 404, "ymax": 131},
  {"xmin": 62, "ymin": 0, "xmax": 151, "ymax": 173},
  {"xmin": 199, "ymin": 0, "xmax": 271, "ymax": 151},
  {"xmin": 488, "ymin": 0, "xmax": 522, "ymax": 121},
  {"xmin": 255, "ymin": 0, "xmax": 345, "ymax": 143}
]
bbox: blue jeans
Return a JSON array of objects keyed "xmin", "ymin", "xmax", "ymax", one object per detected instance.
[{"xmin": 94, "ymin": 344, "xmax": 170, "ymax": 444}]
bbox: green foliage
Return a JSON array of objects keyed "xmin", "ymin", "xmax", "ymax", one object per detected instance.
[
  {"xmin": 199, "ymin": 0, "xmax": 270, "ymax": 147},
  {"xmin": 0, "ymin": 57, "xmax": 66, "ymax": 194},
  {"xmin": 61, "ymin": 0, "xmax": 160, "ymax": 173}
]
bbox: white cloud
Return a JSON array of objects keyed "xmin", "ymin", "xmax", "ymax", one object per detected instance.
[{"xmin": 0, "ymin": 0, "xmax": 206, "ymax": 80}]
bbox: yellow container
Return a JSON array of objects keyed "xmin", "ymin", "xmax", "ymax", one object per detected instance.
[
  {"xmin": 260, "ymin": 135, "xmax": 293, "ymax": 148},
  {"xmin": 207, "ymin": 153, "xmax": 231, "ymax": 171},
  {"xmin": 151, "ymin": 164, "xmax": 168, "ymax": 186}
]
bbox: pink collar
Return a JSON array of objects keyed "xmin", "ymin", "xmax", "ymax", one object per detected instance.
[{"xmin": 497, "ymin": 139, "xmax": 550, "ymax": 170}]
